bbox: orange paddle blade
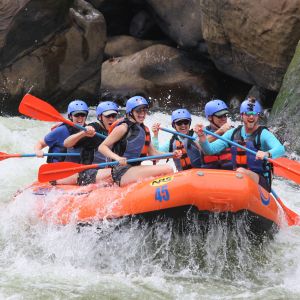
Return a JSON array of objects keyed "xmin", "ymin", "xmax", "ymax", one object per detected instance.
[
  {"xmin": 272, "ymin": 157, "xmax": 300, "ymax": 185},
  {"xmin": 272, "ymin": 189, "xmax": 300, "ymax": 226},
  {"xmin": 0, "ymin": 152, "xmax": 20, "ymax": 161},
  {"xmin": 38, "ymin": 162, "xmax": 98, "ymax": 182},
  {"xmin": 19, "ymin": 94, "xmax": 73, "ymax": 126}
]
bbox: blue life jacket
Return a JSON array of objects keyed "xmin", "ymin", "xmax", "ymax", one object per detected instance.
[
  {"xmin": 230, "ymin": 125, "xmax": 273, "ymax": 184},
  {"xmin": 112, "ymin": 118, "xmax": 150, "ymax": 166}
]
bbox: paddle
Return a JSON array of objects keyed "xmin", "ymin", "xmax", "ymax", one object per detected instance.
[
  {"xmin": 271, "ymin": 188, "xmax": 300, "ymax": 226},
  {"xmin": 160, "ymin": 126, "xmax": 300, "ymax": 185},
  {"xmin": 19, "ymin": 94, "xmax": 107, "ymax": 139},
  {"xmin": 38, "ymin": 153, "xmax": 174, "ymax": 182},
  {"xmin": 0, "ymin": 152, "xmax": 79, "ymax": 162}
]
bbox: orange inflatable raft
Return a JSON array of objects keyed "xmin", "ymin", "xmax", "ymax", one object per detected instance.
[{"xmin": 15, "ymin": 169, "xmax": 286, "ymax": 235}]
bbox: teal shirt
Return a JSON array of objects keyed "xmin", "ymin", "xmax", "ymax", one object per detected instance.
[{"xmin": 201, "ymin": 126, "xmax": 285, "ymax": 158}]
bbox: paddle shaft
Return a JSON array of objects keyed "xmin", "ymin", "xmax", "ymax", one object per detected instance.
[
  {"xmin": 21, "ymin": 153, "xmax": 80, "ymax": 157},
  {"xmin": 160, "ymin": 127, "xmax": 196, "ymax": 141},
  {"xmin": 0, "ymin": 152, "xmax": 80, "ymax": 161},
  {"xmin": 94, "ymin": 153, "xmax": 173, "ymax": 169},
  {"xmin": 74, "ymin": 124, "xmax": 107, "ymax": 139}
]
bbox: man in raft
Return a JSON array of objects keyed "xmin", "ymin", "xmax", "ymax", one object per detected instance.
[
  {"xmin": 64, "ymin": 101, "xmax": 119, "ymax": 185},
  {"xmin": 194, "ymin": 97, "xmax": 285, "ymax": 192},
  {"xmin": 98, "ymin": 96, "xmax": 182, "ymax": 186},
  {"xmin": 34, "ymin": 99, "xmax": 89, "ymax": 164},
  {"xmin": 151, "ymin": 108, "xmax": 203, "ymax": 171}
]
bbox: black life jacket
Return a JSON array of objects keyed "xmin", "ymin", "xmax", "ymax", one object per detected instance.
[{"xmin": 80, "ymin": 122, "xmax": 108, "ymax": 165}]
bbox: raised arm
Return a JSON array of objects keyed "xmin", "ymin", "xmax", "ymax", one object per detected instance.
[{"xmin": 64, "ymin": 126, "xmax": 95, "ymax": 147}]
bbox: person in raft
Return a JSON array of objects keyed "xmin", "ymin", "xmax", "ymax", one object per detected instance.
[
  {"xmin": 98, "ymin": 96, "xmax": 182, "ymax": 186},
  {"xmin": 194, "ymin": 97, "xmax": 285, "ymax": 192},
  {"xmin": 151, "ymin": 108, "xmax": 203, "ymax": 171},
  {"xmin": 34, "ymin": 99, "xmax": 89, "ymax": 164},
  {"xmin": 201, "ymin": 99, "xmax": 234, "ymax": 169},
  {"xmin": 64, "ymin": 101, "xmax": 119, "ymax": 185}
]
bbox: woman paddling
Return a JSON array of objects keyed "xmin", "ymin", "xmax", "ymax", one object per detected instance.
[
  {"xmin": 98, "ymin": 96, "xmax": 182, "ymax": 186},
  {"xmin": 152, "ymin": 108, "xmax": 203, "ymax": 171}
]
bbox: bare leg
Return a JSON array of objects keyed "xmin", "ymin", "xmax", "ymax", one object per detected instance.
[
  {"xmin": 236, "ymin": 167, "xmax": 259, "ymax": 183},
  {"xmin": 56, "ymin": 174, "xmax": 78, "ymax": 185},
  {"xmin": 96, "ymin": 168, "xmax": 112, "ymax": 184},
  {"xmin": 120, "ymin": 165, "xmax": 174, "ymax": 186}
]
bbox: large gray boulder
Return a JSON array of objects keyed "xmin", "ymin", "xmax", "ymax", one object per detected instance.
[
  {"xmin": 268, "ymin": 40, "xmax": 300, "ymax": 155},
  {"xmin": 146, "ymin": 0, "xmax": 300, "ymax": 92},
  {"xmin": 0, "ymin": 0, "xmax": 74, "ymax": 68},
  {"xmin": 146, "ymin": 0, "xmax": 204, "ymax": 49},
  {"xmin": 104, "ymin": 35, "xmax": 165, "ymax": 58},
  {"xmin": 101, "ymin": 44, "xmax": 218, "ymax": 107}
]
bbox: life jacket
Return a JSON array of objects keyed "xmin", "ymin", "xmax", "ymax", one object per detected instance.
[
  {"xmin": 230, "ymin": 125, "xmax": 273, "ymax": 184},
  {"xmin": 80, "ymin": 122, "xmax": 108, "ymax": 165},
  {"xmin": 169, "ymin": 130, "xmax": 203, "ymax": 171},
  {"xmin": 47, "ymin": 124, "xmax": 80, "ymax": 163},
  {"xmin": 201, "ymin": 125, "xmax": 233, "ymax": 170},
  {"xmin": 111, "ymin": 118, "xmax": 151, "ymax": 166}
]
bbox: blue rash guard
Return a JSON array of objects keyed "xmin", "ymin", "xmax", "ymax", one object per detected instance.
[
  {"xmin": 44, "ymin": 125, "xmax": 80, "ymax": 163},
  {"xmin": 200, "ymin": 126, "xmax": 285, "ymax": 158}
]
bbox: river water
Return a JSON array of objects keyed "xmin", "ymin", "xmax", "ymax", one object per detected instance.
[{"xmin": 1, "ymin": 112, "xmax": 300, "ymax": 299}]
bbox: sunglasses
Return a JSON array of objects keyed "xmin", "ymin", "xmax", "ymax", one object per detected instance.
[
  {"xmin": 244, "ymin": 111, "xmax": 259, "ymax": 116},
  {"xmin": 175, "ymin": 120, "xmax": 190, "ymax": 126},
  {"xmin": 214, "ymin": 113, "xmax": 228, "ymax": 119},
  {"xmin": 104, "ymin": 113, "xmax": 117, "ymax": 119},
  {"xmin": 134, "ymin": 107, "xmax": 148, "ymax": 114},
  {"xmin": 73, "ymin": 113, "xmax": 87, "ymax": 118}
]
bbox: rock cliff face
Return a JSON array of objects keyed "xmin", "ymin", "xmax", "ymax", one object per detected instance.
[
  {"xmin": 269, "ymin": 41, "xmax": 300, "ymax": 154},
  {"xmin": 146, "ymin": 0, "xmax": 300, "ymax": 91},
  {"xmin": 0, "ymin": 0, "xmax": 106, "ymax": 113},
  {"xmin": 1, "ymin": 0, "xmax": 300, "ymax": 132}
]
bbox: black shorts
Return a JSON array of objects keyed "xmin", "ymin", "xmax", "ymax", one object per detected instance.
[
  {"xmin": 77, "ymin": 169, "xmax": 98, "ymax": 186},
  {"xmin": 111, "ymin": 165, "xmax": 132, "ymax": 186}
]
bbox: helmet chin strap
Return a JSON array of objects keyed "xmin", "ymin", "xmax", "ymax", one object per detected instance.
[
  {"xmin": 99, "ymin": 116, "xmax": 107, "ymax": 130},
  {"xmin": 128, "ymin": 112, "xmax": 138, "ymax": 122},
  {"xmin": 209, "ymin": 116, "xmax": 220, "ymax": 129}
]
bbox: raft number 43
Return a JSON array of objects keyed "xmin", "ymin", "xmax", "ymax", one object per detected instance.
[{"xmin": 155, "ymin": 185, "xmax": 170, "ymax": 202}]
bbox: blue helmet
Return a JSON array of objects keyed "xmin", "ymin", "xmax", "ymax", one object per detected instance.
[
  {"xmin": 240, "ymin": 98, "xmax": 262, "ymax": 114},
  {"xmin": 96, "ymin": 101, "xmax": 119, "ymax": 118},
  {"xmin": 171, "ymin": 109, "xmax": 192, "ymax": 123},
  {"xmin": 205, "ymin": 99, "xmax": 228, "ymax": 118},
  {"xmin": 126, "ymin": 96, "xmax": 148, "ymax": 114},
  {"xmin": 67, "ymin": 100, "xmax": 89, "ymax": 115}
]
